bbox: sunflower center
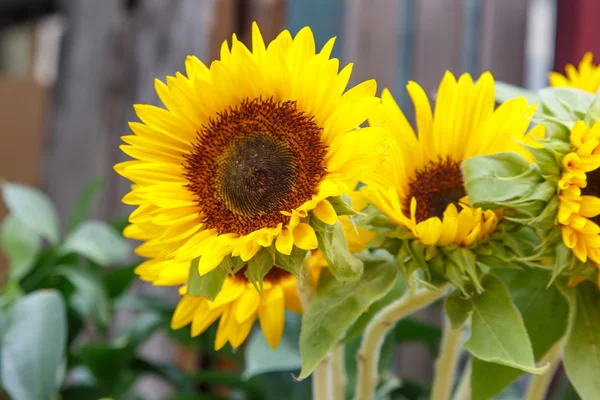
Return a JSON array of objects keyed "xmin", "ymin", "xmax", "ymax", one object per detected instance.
[
  {"xmin": 184, "ymin": 98, "xmax": 327, "ymax": 235},
  {"xmin": 582, "ymin": 167, "xmax": 600, "ymax": 225},
  {"xmin": 405, "ymin": 158, "xmax": 466, "ymax": 223},
  {"xmin": 234, "ymin": 265, "xmax": 291, "ymax": 284}
]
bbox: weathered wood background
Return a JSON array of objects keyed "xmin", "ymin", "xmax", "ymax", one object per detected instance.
[{"xmin": 2, "ymin": 0, "xmax": 559, "ymax": 398}]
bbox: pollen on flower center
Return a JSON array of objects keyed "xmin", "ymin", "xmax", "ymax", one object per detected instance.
[
  {"xmin": 405, "ymin": 158, "xmax": 466, "ymax": 223},
  {"xmin": 184, "ymin": 98, "xmax": 327, "ymax": 235}
]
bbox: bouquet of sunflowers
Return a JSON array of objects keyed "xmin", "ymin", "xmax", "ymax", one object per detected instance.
[{"xmin": 113, "ymin": 23, "xmax": 600, "ymax": 400}]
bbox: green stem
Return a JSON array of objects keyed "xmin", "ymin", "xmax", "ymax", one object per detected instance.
[
  {"xmin": 431, "ymin": 316, "xmax": 463, "ymax": 400},
  {"xmin": 354, "ymin": 284, "xmax": 450, "ymax": 400},
  {"xmin": 332, "ymin": 345, "xmax": 347, "ymax": 400},
  {"xmin": 523, "ymin": 339, "xmax": 564, "ymax": 400},
  {"xmin": 452, "ymin": 360, "xmax": 471, "ymax": 400},
  {"xmin": 296, "ymin": 264, "xmax": 332, "ymax": 400}
]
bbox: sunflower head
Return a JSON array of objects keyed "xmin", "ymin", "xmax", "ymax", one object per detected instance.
[
  {"xmin": 116, "ymin": 22, "xmax": 388, "ymax": 296},
  {"xmin": 361, "ymin": 71, "xmax": 540, "ymax": 293},
  {"xmin": 550, "ymin": 52, "xmax": 600, "ymax": 93},
  {"xmin": 463, "ymin": 87, "xmax": 600, "ymax": 288},
  {"xmin": 171, "ymin": 265, "xmax": 303, "ymax": 350}
]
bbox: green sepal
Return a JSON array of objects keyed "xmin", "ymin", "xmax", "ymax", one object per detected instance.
[
  {"xmin": 560, "ymin": 281, "xmax": 600, "ymax": 400},
  {"xmin": 444, "ymin": 290, "xmax": 472, "ymax": 329},
  {"xmin": 356, "ymin": 204, "xmax": 401, "ymax": 248},
  {"xmin": 275, "ymin": 246, "xmax": 307, "ymax": 278},
  {"xmin": 220, "ymin": 255, "xmax": 245, "ymax": 275},
  {"xmin": 465, "ymin": 275, "xmax": 549, "ymax": 375},
  {"xmin": 327, "ymin": 195, "xmax": 356, "ymax": 216},
  {"xmin": 297, "ymin": 257, "xmax": 399, "ymax": 380},
  {"xmin": 443, "ymin": 247, "xmax": 483, "ymax": 293},
  {"xmin": 245, "ymin": 246, "xmax": 275, "ymax": 293},
  {"xmin": 463, "ymin": 152, "xmax": 544, "ymax": 210},
  {"xmin": 539, "ymin": 87, "xmax": 595, "ymax": 122},
  {"xmin": 584, "ymin": 93, "xmax": 600, "ymax": 126},
  {"xmin": 521, "ymin": 144, "xmax": 562, "ymax": 178},
  {"xmin": 313, "ymin": 218, "xmax": 363, "ymax": 282},
  {"xmin": 187, "ymin": 257, "xmax": 228, "ymax": 301}
]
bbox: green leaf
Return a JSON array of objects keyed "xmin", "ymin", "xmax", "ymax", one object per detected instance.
[
  {"xmin": 1, "ymin": 214, "xmax": 42, "ymax": 281},
  {"xmin": 315, "ymin": 219, "xmax": 363, "ymax": 281},
  {"xmin": 103, "ymin": 264, "xmax": 137, "ymax": 298},
  {"xmin": 61, "ymin": 220, "xmax": 130, "ymax": 266},
  {"xmin": 75, "ymin": 345, "xmax": 131, "ymax": 388},
  {"xmin": 68, "ymin": 177, "xmax": 105, "ymax": 232},
  {"xmin": 246, "ymin": 247, "xmax": 275, "ymax": 293},
  {"xmin": 470, "ymin": 269, "xmax": 569, "ymax": 400},
  {"xmin": 187, "ymin": 257, "xmax": 226, "ymax": 300},
  {"xmin": 298, "ymin": 258, "xmax": 398, "ymax": 379},
  {"xmin": 539, "ymin": 87, "xmax": 595, "ymax": 120},
  {"xmin": 244, "ymin": 324, "xmax": 301, "ymax": 378},
  {"xmin": 444, "ymin": 247, "xmax": 482, "ymax": 292},
  {"xmin": 562, "ymin": 281, "xmax": 600, "ymax": 400},
  {"xmin": 584, "ymin": 93, "xmax": 600, "ymax": 126},
  {"xmin": 444, "ymin": 291, "xmax": 472, "ymax": 329},
  {"xmin": 59, "ymin": 267, "xmax": 111, "ymax": 326},
  {"xmin": 1, "ymin": 290, "xmax": 67, "ymax": 400},
  {"xmin": 464, "ymin": 274, "xmax": 548, "ymax": 374},
  {"xmin": 114, "ymin": 294, "xmax": 175, "ymax": 314},
  {"xmin": 463, "ymin": 152, "xmax": 543, "ymax": 209},
  {"xmin": 495, "ymin": 81, "xmax": 541, "ymax": 105},
  {"xmin": 328, "ymin": 195, "xmax": 356, "ymax": 215},
  {"xmin": 275, "ymin": 246, "xmax": 307, "ymax": 278},
  {"xmin": 1, "ymin": 182, "xmax": 60, "ymax": 244}
]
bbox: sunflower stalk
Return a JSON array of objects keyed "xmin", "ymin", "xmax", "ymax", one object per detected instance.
[
  {"xmin": 296, "ymin": 263, "xmax": 333, "ymax": 400},
  {"xmin": 523, "ymin": 338, "xmax": 564, "ymax": 400},
  {"xmin": 332, "ymin": 345, "xmax": 348, "ymax": 400},
  {"xmin": 430, "ymin": 316, "xmax": 464, "ymax": 400},
  {"xmin": 354, "ymin": 283, "xmax": 450, "ymax": 400}
]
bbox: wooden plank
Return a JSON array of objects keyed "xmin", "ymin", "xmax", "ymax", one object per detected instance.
[
  {"xmin": 243, "ymin": 0, "xmax": 286, "ymax": 46},
  {"xmin": 478, "ymin": 0, "xmax": 529, "ymax": 85},
  {"xmin": 286, "ymin": 0, "xmax": 344, "ymax": 57},
  {"xmin": 554, "ymin": 0, "xmax": 600, "ymax": 70},
  {"xmin": 341, "ymin": 0, "xmax": 401, "ymax": 94}
]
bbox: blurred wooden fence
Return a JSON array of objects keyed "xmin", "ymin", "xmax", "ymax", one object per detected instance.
[{"xmin": 35, "ymin": 0, "xmax": 553, "ymax": 397}]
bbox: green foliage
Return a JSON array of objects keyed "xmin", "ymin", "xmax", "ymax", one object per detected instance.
[
  {"xmin": 539, "ymin": 87, "xmax": 595, "ymax": 122},
  {"xmin": 67, "ymin": 177, "xmax": 105, "ymax": 232},
  {"xmin": 1, "ymin": 214, "xmax": 41, "ymax": 281},
  {"xmin": 1, "ymin": 290, "xmax": 67, "ymax": 400},
  {"xmin": 444, "ymin": 291, "xmax": 472, "ymax": 329},
  {"xmin": 465, "ymin": 275, "xmax": 548, "ymax": 375},
  {"xmin": 246, "ymin": 246, "xmax": 275, "ymax": 292},
  {"xmin": 298, "ymin": 255, "xmax": 398, "ymax": 379},
  {"xmin": 562, "ymin": 281, "xmax": 600, "ymax": 400},
  {"xmin": 470, "ymin": 269, "xmax": 568, "ymax": 399},
  {"xmin": 1, "ymin": 182, "xmax": 60, "ymax": 245},
  {"xmin": 61, "ymin": 220, "xmax": 130, "ymax": 266},
  {"xmin": 313, "ymin": 218, "xmax": 363, "ymax": 281},
  {"xmin": 187, "ymin": 258, "xmax": 226, "ymax": 300},
  {"xmin": 494, "ymin": 81, "xmax": 541, "ymax": 106}
]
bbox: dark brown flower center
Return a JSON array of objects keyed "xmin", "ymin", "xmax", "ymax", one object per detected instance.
[
  {"xmin": 404, "ymin": 158, "xmax": 466, "ymax": 223},
  {"xmin": 184, "ymin": 98, "xmax": 327, "ymax": 235},
  {"xmin": 234, "ymin": 265, "xmax": 291, "ymax": 284},
  {"xmin": 581, "ymin": 167, "xmax": 600, "ymax": 225}
]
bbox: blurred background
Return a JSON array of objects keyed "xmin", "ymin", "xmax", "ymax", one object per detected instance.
[{"xmin": 0, "ymin": 0, "xmax": 597, "ymax": 399}]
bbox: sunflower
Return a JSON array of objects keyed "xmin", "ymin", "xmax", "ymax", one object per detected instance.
[
  {"xmin": 557, "ymin": 120, "xmax": 600, "ymax": 284},
  {"xmin": 362, "ymin": 71, "xmax": 539, "ymax": 250},
  {"xmin": 115, "ymin": 23, "xmax": 385, "ymax": 278},
  {"xmin": 549, "ymin": 52, "xmax": 600, "ymax": 93},
  {"xmin": 170, "ymin": 266, "xmax": 302, "ymax": 350}
]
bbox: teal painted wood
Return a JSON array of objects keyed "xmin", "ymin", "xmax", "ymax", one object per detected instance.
[
  {"xmin": 285, "ymin": 0, "xmax": 344, "ymax": 59},
  {"xmin": 395, "ymin": 0, "xmax": 417, "ymax": 109},
  {"xmin": 461, "ymin": 0, "xmax": 482, "ymax": 75}
]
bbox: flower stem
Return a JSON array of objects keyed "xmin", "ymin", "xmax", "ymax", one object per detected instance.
[
  {"xmin": 296, "ymin": 265, "xmax": 332, "ymax": 400},
  {"xmin": 452, "ymin": 360, "xmax": 471, "ymax": 400},
  {"xmin": 332, "ymin": 345, "xmax": 347, "ymax": 400},
  {"xmin": 354, "ymin": 284, "xmax": 450, "ymax": 400},
  {"xmin": 523, "ymin": 339, "xmax": 564, "ymax": 400},
  {"xmin": 431, "ymin": 316, "xmax": 464, "ymax": 400}
]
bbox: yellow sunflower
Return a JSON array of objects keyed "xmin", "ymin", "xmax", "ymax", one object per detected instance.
[
  {"xmin": 170, "ymin": 266, "xmax": 302, "ymax": 350},
  {"xmin": 115, "ymin": 23, "xmax": 385, "ymax": 277},
  {"xmin": 557, "ymin": 120, "xmax": 600, "ymax": 285},
  {"xmin": 549, "ymin": 52, "xmax": 600, "ymax": 93},
  {"xmin": 362, "ymin": 71, "xmax": 539, "ymax": 248}
]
